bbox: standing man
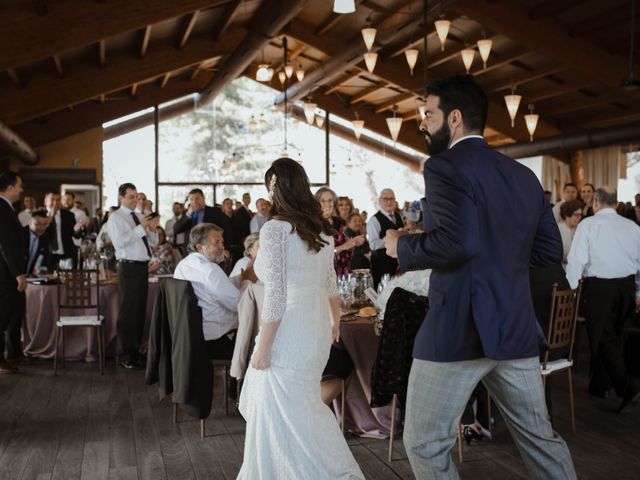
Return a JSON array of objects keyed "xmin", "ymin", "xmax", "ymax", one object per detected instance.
[
  {"xmin": 0, "ymin": 171, "xmax": 27, "ymax": 374},
  {"xmin": 18, "ymin": 195, "xmax": 36, "ymax": 227},
  {"xmin": 552, "ymin": 183, "xmax": 579, "ymax": 223},
  {"xmin": 249, "ymin": 198, "xmax": 269, "ymax": 233},
  {"xmin": 107, "ymin": 183, "xmax": 159, "ymax": 369},
  {"xmin": 232, "ymin": 192, "xmax": 253, "ymax": 244},
  {"xmin": 367, "ymin": 188, "xmax": 404, "ymax": 288},
  {"xmin": 173, "ymin": 188, "xmax": 231, "ymax": 251},
  {"xmin": 165, "ymin": 201, "xmax": 186, "ymax": 250},
  {"xmin": 384, "ymin": 76, "xmax": 575, "ymax": 479},
  {"xmin": 45, "ymin": 192, "xmax": 84, "ymax": 268},
  {"xmin": 23, "ymin": 210, "xmax": 51, "ymax": 275},
  {"xmin": 566, "ymin": 186, "xmax": 640, "ymax": 411}
]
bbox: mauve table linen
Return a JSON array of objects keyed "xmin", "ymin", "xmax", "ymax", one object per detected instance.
[{"xmin": 22, "ymin": 282, "xmax": 158, "ymax": 361}]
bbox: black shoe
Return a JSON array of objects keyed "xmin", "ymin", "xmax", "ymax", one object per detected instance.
[
  {"xmin": 617, "ymin": 384, "xmax": 640, "ymax": 413},
  {"xmin": 462, "ymin": 426, "xmax": 484, "ymax": 446},
  {"xmin": 120, "ymin": 359, "xmax": 139, "ymax": 370}
]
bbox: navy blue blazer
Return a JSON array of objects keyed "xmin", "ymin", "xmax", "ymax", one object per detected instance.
[{"xmin": 397, "ymin": 137, "xmax": 562, "ymax": 362}]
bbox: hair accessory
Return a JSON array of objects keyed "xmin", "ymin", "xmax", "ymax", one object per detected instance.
[{"xmin": 268, "ymin": 174, "xmax": 277, "ymax": 199}]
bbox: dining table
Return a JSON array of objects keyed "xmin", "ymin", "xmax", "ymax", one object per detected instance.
[{"xmin": 22, "ymin": 278, "xmax": 159, "ymax": 362}]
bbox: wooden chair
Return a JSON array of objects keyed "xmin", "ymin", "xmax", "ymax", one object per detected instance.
[
  {"xmin": 541, "ymin": 280, "xmax": 583, "ymax": 434},
  {"xmin": 54, "ymin": 269, "xmax": 104, "ymax": 375},
  {"xmin": 455, "ymin": 389, "xmax": 492, "ymax": 464}
]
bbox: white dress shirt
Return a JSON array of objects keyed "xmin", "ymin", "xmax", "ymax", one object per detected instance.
[
  {"xmin": 174, "ymin": 252, "xmax": 245, "ymax": 341},
  {"xmin": 552, "ymin": 200, "xmax": 565, "ymax": 224},
  {"xmin": 557, "ymin": 221, "xmax": 575, "ymax": 269},
  {"xmin": 566, "ymin": 208, "xmax": 640, "ymax": 299},
  {"xmin": 48, "ymin": 209, "xmax": 65, "ymax": 255},
  {"xmin": 18, "ymin": 209, "xmax": 32, "ymax": 227},
  {"xmin": 250, "ymin": 213, "xmax": 266, "ymax": 233},
  {"xmin": 70, "ymin": 206, "xmax": 88, "ymax": 223},
  {"xmin": 106, "ymin": 205, "xmax": 158, "ymax": 261},
  {"xmin": 367, "ymin": 211, "xmax": 398, "ymax": 251},
  {"xmin": 230, "ymin": 256, "xmax": 250, "ymax": 279}
]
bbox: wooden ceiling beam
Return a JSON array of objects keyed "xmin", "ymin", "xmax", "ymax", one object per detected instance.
[
  {"xmin": 471, "ymin": 49, "xmax": 531, "ymax": 77},
  {"xmin": 526, "ymin": 81, "xmax": 594, "ymax": 104},
  {"xmin": 179, "ymin": 11, "xmax": 199, "ymax": 48},
  {"xmin": 140, "ymin": 25, "xmax": 152, "ymax": 58},
  {"xmin": 323, "ymin": 71, "xmax": 363, "ymax": 95},
  {"xmin": 13, "ymin": 74, "xmax": 214, "ymax": 147},
  {"xmin": 130, "ymin": 84, "xmax": 138, "ymax": 97},
  {"xmin": 52, "ymin": 54, "xmax": 64, "ymax": 77},
  {"xmin": 315, "ymin": 0, "xmax": 365, "ymax": 36},
  {"xmin": 0, "ymin": 120, "xmax": 38, "ymax": 165},
  {"xmin": 0, "ymin": 0, "xmax": 232, "ymax": 71},
  {"xmin": 527, "ymin": 0, "xmax": 585, "ymax": 21},
  {"xmin": 7, "ymin": 69, "xmax": 22, "ymax": 87},
  {"xmin": 374, "ymin": 92, "xmax": 415, "ymax": 113},
  {"xmin": 212, "ymin": 0, "xmax": 242, "ymax": 40},
  {"xmin": 542, "ymin": 94, "xmax": 627, "ymax": 117},
  {"xmin": 160, "ymin": 73, "xmax": 172, "ymax": 88},
  {"xmin": 350, "ymin": 83, "xmax": 389, "ymax": 104},
  {"xmin": 569, "ymin": 4, "xmax": 635, "ymax": 37},
  {"xmin": 487, "ymin": 65, "xmax": 566, "ymax": 92},
  {"xmin": 452, "ymin": 0, "xmax": 639, "ymax": 97},
  {"xmin": 98, "ymin": 40, "xmax": 106, "ymax": 67},
  {"xmin": 0, "ymin": 30, "xmax": 244, "ymax": 125}
]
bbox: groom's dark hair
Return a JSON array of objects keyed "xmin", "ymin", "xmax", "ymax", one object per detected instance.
[{"xmin": 425, "ymin": 75, "xmax": 488, "ymax": 133}]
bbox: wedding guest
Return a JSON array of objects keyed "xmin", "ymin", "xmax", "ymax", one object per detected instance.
[
  {"xmin": 107, "ymin": 183, "xmax": 159, "ymax": 369},
  {"xmin": 135, "ymin": 192, "xmax": 150, "ymax": 215},
  {"xmin": 367, "ymin": 188, "xmax": 404, "ymax": 287},
  {"xmin": 552, "ymin": 183, "xmax": 578, "ymax": 223},
  {"xmin": 337, "ymin": 196, "xmax": 354, "ymax": 223},
  {"xmin": 96, "ymin": 207, "xmax": 118, "ymax": 271},
  {"xmin": 164, "ymin": 202, "xmax": 186, "ymax": 250},
  {"xmin": 149, "ymin": 226, "xmax": 176, "ymax": 275},
  {"xmin": 557, "ymin": 200, "xmax": 584, "ymax": 268},
  {"xmin": 232, "ymin": 192, "xmax": 253, "ymax": 245},
  {"xmin": 361, "ymin": 210, "xmax": 368, "ymax": 224},
  {"xmin": 63, "ymin": 192, "xmax": 88, "ymax": 224},
  {"xmin": 222, "ymin": 197, "xmax": 241, "ymax": 262},
  {"xmin": 344, "ymin": 213, "xmax": 370, "ymax": 270},
  {"xmin": 230, "ymin": 233, "xmax": 259, "ymax": 280},
  {"xmin": 581, "ymin": 183, "xmax": 595, "ymax": 218},
  {"xmin": 566, "ymin": 186, "xmax": 640, "ymax": 411},
  {"xmin": 18, "ymin": 195, "xmax": 36, "ymax": 227},
  {"xmin": 23, "ymin": 210, "xmax": 50, "ymax": 275},
  {"xmin": 174, "ymin": 223, "xmax": 255, "ymax": 360},
  {"xmin": 249, "ymin": 198, "xmax": 269, "ymax": 233},
  {"xmin": 624, "ymin": 193, "xmax": 640, "ymax": 225},
  {"xmin": 0, "ymin": 171, "xmax": 27, "ymax": 374},
  {"xmin": 45, "ymin": 192, "xmax": 84, "ymax": 268},
  {"xmin": 174, "ymin": 188, "xmax": 232, "ymax": 250},
  {"xmin": 544, "ymin": 190, "xmax": 553, "ymax": 206}
]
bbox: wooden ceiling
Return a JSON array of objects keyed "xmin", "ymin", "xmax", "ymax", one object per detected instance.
[{"xmin": 1, "ymin": 0, "xmax": 639, "ymax": 158}]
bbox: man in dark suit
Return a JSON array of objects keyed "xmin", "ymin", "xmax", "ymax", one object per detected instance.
[
  {"xmin": 173, "ymin": 188, "xmax": 232, "ymax": 254},
  {"xmin": 44, "ymin": 192, "xmax": 84, "ymax": 268},
  {"xmin": 232, "ymin": 192, "xmax": 253, "ymax": 245},
  {"xmin": 0, "ymin": 171, "xmax": 27, "ymax": 373},
  {"xmin": 385, "ymin": 76, "xmax": 576, "ymax": 479},
  {"xmin": 23, "ymin": 209, "xmax": 51, "ymax": 275}
]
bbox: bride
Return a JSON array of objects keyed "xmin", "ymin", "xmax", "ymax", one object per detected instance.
[{"xmin": 238, "ymin": 158, "xmax": 364, "ymax": 479}]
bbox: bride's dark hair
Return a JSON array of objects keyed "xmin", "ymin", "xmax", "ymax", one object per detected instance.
[{"xmin": 265, "ymin": 158, "xmax": 335, "ymax": 252}]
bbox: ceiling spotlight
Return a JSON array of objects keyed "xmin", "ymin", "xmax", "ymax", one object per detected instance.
[{"xmin": 333, "ymin": 0, "xmax": 355, "ymax": 14}]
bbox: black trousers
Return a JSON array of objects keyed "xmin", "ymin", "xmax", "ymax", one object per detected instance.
[
  {"xmin": 371, "ymin": 250, "xmax": 398, "ymax": 288},
  {"xmin": 205, "ymin": 333, "xmax": 236, "ymax": 360},
  {"xmin": 0, "ymin": 286, "xmax": 24, "ymax": 360},
  {"xmin": 583, "ymin": 275, "xmax": 635, "ymax": 397},
  {"xmin": 116, "ymin": 261, "xmax": 149, "ymax": 362}
]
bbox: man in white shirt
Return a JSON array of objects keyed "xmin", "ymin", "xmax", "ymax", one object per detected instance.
[
  {"xmin": 165, "ymin": 202, "xmax": 186, "ymax": 249},
  {"xmin": 566, "ymin": 186, "xmax": 640, "ymax": 411},
  {"xmin": 174, "ymin": 223, "xmax": 255, "ymax": 359},
  {"xmin": 367, "ymin": 188, "xmax": 404, "ymax": 287},
  {"xmin": 249, "ymin": 198, "xmax": 269, "ymax": 234},
  {"xmin": 17, "ymin": 195, "xmax": 35, "ymax": 227},
  {"xmin": 107, "ymin": 183, "xmax": 159, "ymax": 369},
  {"xmin": 45, "ymin": 192, "xmax": 84, "ymax": 268},
  {"xmin": 552, "ymin": 183, "xmax": 578, "ymax": 223}
]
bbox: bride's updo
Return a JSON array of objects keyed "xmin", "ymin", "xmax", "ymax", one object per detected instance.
[{"xmin": 265, "ymin": 158, "xmax": 335, "ymax": 252}]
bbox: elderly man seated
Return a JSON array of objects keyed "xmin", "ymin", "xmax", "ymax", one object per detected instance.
[{"xmin": 174, "ymin": 223, "xmax": 255, "ymax": 360}]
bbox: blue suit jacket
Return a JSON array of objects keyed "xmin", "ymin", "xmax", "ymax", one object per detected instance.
[{"xmin": 397, "ymin": 137, "xmax": 562, "ymax": 362}]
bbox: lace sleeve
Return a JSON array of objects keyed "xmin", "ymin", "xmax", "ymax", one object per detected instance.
[
  {"xmin": 326, "ymin": 238, "xmax": 339, "ymax": 297},
  {"xmin": 259, "ymin": 221, "xmax": 289, "ymax": 323}
]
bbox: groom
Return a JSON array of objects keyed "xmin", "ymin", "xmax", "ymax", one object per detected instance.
[{"xmin": 384, "ymin": 76, "xmax": 576, "ymax": 479}]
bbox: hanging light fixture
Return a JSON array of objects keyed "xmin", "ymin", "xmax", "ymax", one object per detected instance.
[
  {"xmin": 504, "ymin": 86, "xmax": 522, "ymax": 128},
  {"xmin": 284, "ymin": 63, "xmax": 294, "ymax": 79},
  {"xmin": 435, "ymin": 18, "xmax": 451, "ymax": 52},
  {"xmin": 363, "ymin": 52, "xmax": 378, "ymax": 73},
  {"xmin": 295, "ymin": 65, "xmax": 305, "ymax": 82},
  {"xmin": 418, "ymin": 104, "xmax": 427, "ymax": 120},
  {"xmin": 352, "ymin": 117, "xmax": 364, "ymax": 141},
  {"xmin": 477, "ymin": 38, "xmax": 492, "ymax": 69},
  {"xmin": 259, "ymin": 113, "xmax": 267, "ymax": 129},
  {"xmin": 333, "ymin": 0, "xmax": 355, "ymax": 14},
  {"xmin": 303, "ymin": 101, "xmax": 317, "ymax": 124},
  {"xmin": 315, "ymin": 115, "xmax": 325, "ymax": 128},
  {"xmin": 256, "ymin": 64, "xmax": 271, "ymax": 82},
  {"xmin": 278, "ymin": 70, "xmax": 286, "ymax": 84},
  {"xmin": 229, "ymin": 153, "xmax": 238, "ymax": 168},
  {"xmin": 461, "ymin": 48, "xmax": 475, "ymax": 74},
  {"xmin": 386, "ymin": 105, "xmax": 403, "ymax": 142},
  {"xmin": 361, "ymin": 25, "xmax": 377, "ymax": 51},
  {"xmin": 249, "ymin": 115, "xmax": 258, "ymax": 132},
  {"xmin": 405, "ymin": 48, "xmax": 419, "ymax": 75},
  {"xmin": 524, "ymin": 104, "xmax": 539, "ymax": 142}
]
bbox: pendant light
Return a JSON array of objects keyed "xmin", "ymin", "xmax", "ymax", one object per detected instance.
[
  {"xmin": 405, "ymin": 48, "xmax": 419, "ymax": 75},
  {"xmin": 333, "ymin": 0, "xmax": 355, "ymax": 14},
  {"xmin": 284, "ymin": 63, "xmax": 294, "ymax": 79},
  {"xmin": 363, "ymin": 52, "xmax": 378, "ymax": 73},
  {"xmin": 295, "ymin": 65, "xmax": 305, "ymax": 82},
  {"xmin": 477, "ymin": 38, "xmax": 493, "ymax": 69},
  {"xmin": 303, "ymin": 101, "xmax": 317, "ymax": 124},
  {"xmin": 249, "ymin": 115, "xmax": 258, "ymax": 132},
  {"xmin": 504, "ymin": 86, "xmax": 522, "ymax": 128},
  {"xmin": 361, "ymin": 25, "xmax": 377, "ymax": 51},
  {"xmin": 352, "ymin": 115, "xmax": 364, "ymax": 141},
  {"xmin": 229, "ymin": 153, "xmax": 238, "ymax": 168},
  {"xmin": 524, "ymin": 104, "xmax": 539, "ymax": 142},
  {"xmin": 256, "ymin": 64, "xmax": 272, "ymax": 82},
  {"xmin": 461, "ymin": 48, "xmax": 475, "ymax": 74},
  {"xmin": 278, "ymin": 70, "xmax": 286, "ymax": 84},
  {"xmin": 386, "ymin": 105, "xmax": 403, "ymax": 142},
  {"xmin": 435, "ymin": 18, "xmax": 451, "ymax": 51},
  {"xmin": 259, "ymin": 113, "xmax": 267, "ymax": 129},
  {"xmin": 315, "ymin": 115, "xmax": 325, "ymax": 128}
]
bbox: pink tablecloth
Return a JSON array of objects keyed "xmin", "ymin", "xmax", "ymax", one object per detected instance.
[
  {"xmin": 22, "ymin": 282, "xmax": 158, "ymax": 361},
  {"xmin": 338, "ymin": 318, "xmax": 401, "ymax": 439}
]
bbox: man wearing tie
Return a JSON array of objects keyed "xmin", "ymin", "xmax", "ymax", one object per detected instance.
[
  {"xmin": 24, "ymin": 210, "xmax": 51, "ymax": 275},
  {"xmin": 0, "ymin": 171, "xmax": 27, "ymax": 374},
  {"xmin": 384, "ymin": 76, "xmax": 575, "ymax": 479},
  {"xmin": 366, "ymin": 188, "xmax": 404, "ymax": 287},
  {"xmin": 173, "ymin": 188, "xmax": 231, "ymax": 251},
  {"xmin": 107, "ymin": 183, "xmax": 158, "ymax": 369},
  {"xmin": 45, "ymin": 192, "xmax": 84, "ymax": 268}
]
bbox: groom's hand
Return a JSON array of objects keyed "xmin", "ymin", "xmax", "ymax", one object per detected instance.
[{"xmin": 384, "ymin": 229, "xmax": 408, "ymax": 258}]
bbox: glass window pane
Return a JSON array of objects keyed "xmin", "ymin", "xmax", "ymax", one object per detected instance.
[{"xmin": 215, "ymin": 184, "xmax": 269, "ymax": 210}]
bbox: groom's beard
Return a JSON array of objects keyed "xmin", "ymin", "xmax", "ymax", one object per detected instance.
[{"xmin": 425, "ymin": 123, "xmax": 451, "ymax": 156}]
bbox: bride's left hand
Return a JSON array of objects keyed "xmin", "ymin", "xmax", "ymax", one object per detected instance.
[{"xmin": 251, "ymin": 348, "xmax": 271, "ymax": 370}]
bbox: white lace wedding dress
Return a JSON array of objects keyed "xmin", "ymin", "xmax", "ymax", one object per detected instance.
[{"xmin": 238, "ymin": 219, "xmax": 364, "ymax": 480}]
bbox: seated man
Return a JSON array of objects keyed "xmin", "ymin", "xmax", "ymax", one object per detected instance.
[{"xmin": 174, "ymin": 223, "xmax": 255, "ymax": 359}]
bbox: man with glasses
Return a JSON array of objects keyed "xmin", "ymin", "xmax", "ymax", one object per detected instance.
[{"xmin": 366, "ymin": 188, "xmax": 404, "ymax": 287}]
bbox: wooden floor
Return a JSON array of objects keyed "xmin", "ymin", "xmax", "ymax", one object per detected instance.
[{"xmin": 1, "ymin": 361, "xmax": 639, "ymax": 480}]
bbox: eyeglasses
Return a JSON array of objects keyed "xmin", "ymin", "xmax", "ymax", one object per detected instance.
[{"xmin": 380, "ymin": 197, "xmax": 395, "ymax": 201}]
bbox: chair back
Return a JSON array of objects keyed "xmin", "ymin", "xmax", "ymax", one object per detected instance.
[
  {"xmin": 56, "ymin": 269, "xmax": 100, "ymax": 311},
  {"xmin": 542, "ymin": 280, "xmax": 582, "ymax": 368}
]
